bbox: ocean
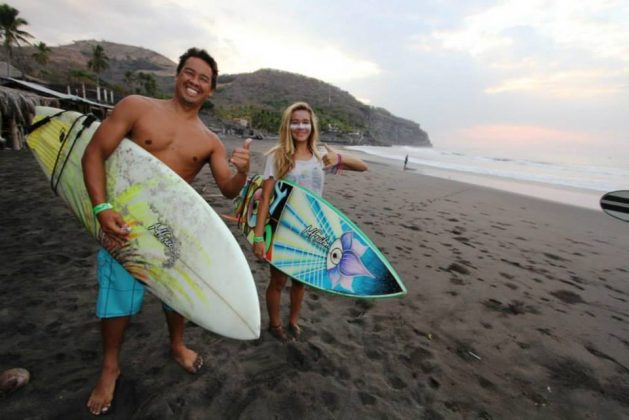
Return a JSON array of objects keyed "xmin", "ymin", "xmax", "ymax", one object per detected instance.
[{"xmin": 346, "ymin": 144, "xmax": 629, "ymax": 210}]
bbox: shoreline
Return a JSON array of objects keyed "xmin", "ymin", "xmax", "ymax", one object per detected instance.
[{"xmin": 340, "ymin": 145, "xmax": 604, "ymax": 211}]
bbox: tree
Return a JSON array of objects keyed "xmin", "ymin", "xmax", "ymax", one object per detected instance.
[
  {"xmin": 87, "ymin": 44, "xmax": 109, "ymax": 98},
  {"xmin": 137, "ymin": 72, "xmax": 159, "ymax": 97},
  {"xmin": 123, "ymin": 70, "xmax": 137, "ymax": 94},
  {"xmin": 67, "ymin": 68, "xmax": 94, "ymax": 97},
  {"xmin": 0, "ymin": 4, "xmax": 33, "ymax": 77},
  {"xmin": 31, "ymin": 41, "xmax": 51, "ymax": 66}
]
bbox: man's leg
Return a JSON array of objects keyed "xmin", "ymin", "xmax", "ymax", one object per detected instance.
[
  {"xmin": 164, "ymin": 310, "xmax": 203, "ymax": 373},
  {"xmin": 87, "ymin": 316, "xmax": 129, "ymax": 415},
  {"xmin": 88, "ymin": 248, "xmax": 144, "ymax": 415}
]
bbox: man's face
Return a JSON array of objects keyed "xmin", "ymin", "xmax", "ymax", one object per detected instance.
[{"xmin": 176, "ymin": 56, "xmax": 213, "ymax": 105}]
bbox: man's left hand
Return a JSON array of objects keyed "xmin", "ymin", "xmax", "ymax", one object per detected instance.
[{"xmin": 230, "ymin": 138, "xmax": 252, "ymax": 175}]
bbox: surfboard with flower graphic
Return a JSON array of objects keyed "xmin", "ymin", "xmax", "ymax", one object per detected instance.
[{"xmin": 233, "ymin": 175, "xmax": 406, "ymax": 298}]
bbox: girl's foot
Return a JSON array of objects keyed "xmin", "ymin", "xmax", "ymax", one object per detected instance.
[
  {"xmin": 288, "ymin": 323, "xmax": 302, "ymax": 340},
  {"xmin": 268, "ymin": 324, "xmax": 290, "ymax": 342}
]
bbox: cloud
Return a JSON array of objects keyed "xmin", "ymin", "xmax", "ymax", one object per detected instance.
[
  {"xmin": 485, "ymin": 68, "xmax": 629, "ymax": 98},
  {"xmin": 19, "ymin": 0, "xmax": 381, "ymax": 84},
  {"xmin": 195, "ymin": 3, "xmax": 382, "ymax": 82},
  {"xmin": 456, "ymin": 123, "xmax": 593, "ymax": 147},
  {"xmin": 412, "ymin": 0, "xmax": 628, "ymax": 60},
  {"xmin": 410, "ymin": 0, "xmax": 629, "ymax": 98}
]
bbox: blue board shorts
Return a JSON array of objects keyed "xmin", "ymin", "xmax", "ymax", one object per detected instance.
[{"xmin": 96, "ymin": 248, "xmax": 172, "ymax": 318}]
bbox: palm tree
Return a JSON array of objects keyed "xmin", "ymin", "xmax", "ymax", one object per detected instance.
[
  {"xmin": 67, "ymin": 68, "xmax": 94, "ymax": 97},
  {"xmin": 87, "ymin": 44, "xmax": 109, "ymax": 100},
  {"xmin": 32, "ymin": 41, "xmax": 51, "ymax": 65},
  {"xmin": 31, "ymin": 41, "xmax": 51, "ymax": 77},
  {"xmin": 138, "ymin": 71, "xmax": 159, "ymax": 97},
  {"xmin": 123, "ymin": 70, "xmax": 137, "ymax": 94},
  {"xmin": 0, "ymin": 4, "xmax": 33, "ymax": 77}
]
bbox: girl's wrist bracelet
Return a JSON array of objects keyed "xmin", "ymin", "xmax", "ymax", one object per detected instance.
[{"xmin": 253, "ymin": 235, "xmax": 265, "ymax": 243}]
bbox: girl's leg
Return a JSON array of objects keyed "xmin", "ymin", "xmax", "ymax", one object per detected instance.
[
  {"xmin": 266, "ymin": 266, "xmax": 289, "ymax": 341},
  {"xmin": 288, "ymin": 279, "xmax": 305, "ymax": 338}
]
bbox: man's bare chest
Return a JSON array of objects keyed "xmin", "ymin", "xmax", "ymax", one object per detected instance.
[{"xmin": 133, "ymin": 119, "xmax": 208, "ymax": 156}]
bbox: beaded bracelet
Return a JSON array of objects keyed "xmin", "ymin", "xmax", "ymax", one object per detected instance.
[
  {"xmin": 93, "ymin": 202, "xmax": 113, "ymax": 216},
  {"xmin": 336, "ymin": 153, "xmax": 344, "ymax": 175},
  {"xmin": 253, "ymin": 235, "xmax": 265, "ymax": 243}
]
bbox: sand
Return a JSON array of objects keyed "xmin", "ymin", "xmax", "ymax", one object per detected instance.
[{"xmin": 1, "ymin": 137, "xmax": 628, "ymax": 419}]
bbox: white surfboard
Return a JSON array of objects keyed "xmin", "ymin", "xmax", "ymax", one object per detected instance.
[{"xmin": 27, "ymin": 106, "xmax": 260, "ymax": 340}]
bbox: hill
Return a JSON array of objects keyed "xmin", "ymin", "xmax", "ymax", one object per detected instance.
[
  {"xmin": 19, "ymin": 41, "xmax": 431, "ymax": 146},
  {"xmin": 21, "ymin": 40, "xmax": 176, "ymax": 95},
  {"xmin": 213, "ymin": 69, "xmax": 431, "ymax": 146}
]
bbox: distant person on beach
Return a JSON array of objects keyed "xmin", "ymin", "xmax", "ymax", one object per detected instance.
[
  {"xmin": 404, "ymin": 154, "xmax": 408, "ymax": 170},
  {"xmin": 81, "ymin": 47, "xmax": 251, "ymax": 416},
  {"xmin": 252, "ymin": 101, "xmax": 367, "ymax": 342}
]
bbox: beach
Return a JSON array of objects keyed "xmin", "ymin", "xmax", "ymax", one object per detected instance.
[{"xmin": 1, "ymin": 137, "xmax": 628, "ymax": 419}]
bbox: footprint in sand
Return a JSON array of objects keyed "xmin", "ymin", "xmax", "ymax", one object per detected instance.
[{"xmin": 550, "ymin": 290, "xmax": 585, "ymax": 304}]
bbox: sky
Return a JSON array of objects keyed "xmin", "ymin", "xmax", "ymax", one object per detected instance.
[{"xmin": 17, "ymin": 0, "xmax": 629, "ymax": 160}]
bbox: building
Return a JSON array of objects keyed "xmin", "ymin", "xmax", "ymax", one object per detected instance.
[{"xmin": 0, "ymin": 77, "xmax": 112, "ymax": 150}]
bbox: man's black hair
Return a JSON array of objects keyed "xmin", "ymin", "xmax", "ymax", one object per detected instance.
[{"xmin": 177, "ymin": 48, "xmax": 218, "ymax": 90}]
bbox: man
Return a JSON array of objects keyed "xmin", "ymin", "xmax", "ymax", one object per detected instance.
[{"xmin": 82, "ymin": 48, "xmax": 251, "ymax": 416}]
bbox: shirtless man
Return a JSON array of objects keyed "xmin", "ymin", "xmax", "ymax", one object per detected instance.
[{"xmin": 82, "ymin": 48, "xmax": 251, "ymax": 415}]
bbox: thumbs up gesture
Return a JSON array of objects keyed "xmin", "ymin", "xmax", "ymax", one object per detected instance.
[
  {"xmin": 231, "ymin": 138, "xmax": 252, "ymax": 175},
  {"xmin": 321, "ymin": 143, "xmax": 340, "ymax": 170}
]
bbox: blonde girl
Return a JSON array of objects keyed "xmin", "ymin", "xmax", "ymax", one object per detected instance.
[{"xmin": 252, "ymin": 101, "xmax": 367, "ymax": 342}]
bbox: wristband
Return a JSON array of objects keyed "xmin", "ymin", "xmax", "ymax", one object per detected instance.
[
  {"xmin": 253, "ymin": 235, "xmax": 265, "ymax": 243},
  {"xmin": 93, "ymin": 202, "xmax": 113, "ymax": 216}
]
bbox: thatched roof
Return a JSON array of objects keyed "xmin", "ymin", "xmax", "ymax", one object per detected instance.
[{"xmin": 0, "ymin": 86, "xmax": 59, "ymax": 126}]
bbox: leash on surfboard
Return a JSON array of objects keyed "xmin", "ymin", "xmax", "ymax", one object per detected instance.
[
  {"xmin": 50, "ymin": 113, "xmax": 97, "ymax": 195},
  {"xmin": 25, "ymin": 110, "xmax": 68, "ymax": 135},
  {"xmin": 28, "ymin": 110, "xmax": 98, "ymax": 195}
]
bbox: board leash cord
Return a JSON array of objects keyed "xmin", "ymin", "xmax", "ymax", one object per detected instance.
[
  {"xmin": 49, "ymin": 113, "xmax": 97, "ymax": 195},
  {"xmin": 26, "ymin": 109, "xmax": 98, "ymax": 194}
]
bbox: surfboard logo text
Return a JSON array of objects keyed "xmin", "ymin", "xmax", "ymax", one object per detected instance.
[
  {"xmin": 302, "ymin": 225, "xmax": 330, "ymax": 248},
  {"xmin": 148, "ymin": 222, "xmax": 180, "ymax": 267}
]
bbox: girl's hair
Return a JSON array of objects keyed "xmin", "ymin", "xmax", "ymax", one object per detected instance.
[{"xmin": 267, "ymin": 101, "xmax": 321, "ymax": 179}]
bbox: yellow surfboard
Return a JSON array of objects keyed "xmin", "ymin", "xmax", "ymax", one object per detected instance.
[{"xmin": 27, "ymin": 106, "xmax": 260, "ymax": 340}]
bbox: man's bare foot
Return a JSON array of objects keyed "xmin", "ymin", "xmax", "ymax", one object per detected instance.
[
  {"xmin": 172, "ymin": 346, "xmax": 203, "ymax": 374},
  {"xmin": 87, "ymin": 366, "xmax": 120, "ymax": 416}
]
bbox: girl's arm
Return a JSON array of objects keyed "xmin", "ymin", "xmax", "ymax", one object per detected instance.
[
  {"xmin": 321, "ymin": 143, "xmax": 368, "ymax": 172},
  {"xmin": 252, "ymin": 177, "xmax": 276, "ymax": 259},
  {"xmin": 337, "ymin": 153, "xmax": 368, "ymax": 172}
]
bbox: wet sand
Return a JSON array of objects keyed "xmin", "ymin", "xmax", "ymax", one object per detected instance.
[{"xmin": 1, "ymin": 138, "xmax": 628, "ymax": 419}]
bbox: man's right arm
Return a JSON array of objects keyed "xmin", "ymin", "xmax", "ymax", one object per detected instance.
[{"xmin": 82, "ymin": 96, "xmax": 144, "ymax": 245}]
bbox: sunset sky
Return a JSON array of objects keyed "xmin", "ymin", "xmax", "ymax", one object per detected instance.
[{"xmin": 18, "ymin": 0, "xmax": 629, "ymax": 157}]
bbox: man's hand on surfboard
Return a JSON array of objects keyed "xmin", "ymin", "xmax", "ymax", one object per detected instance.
[
  {"xmin": 321, "ymin": 144, "xmax": 340, "ymax": 170},
  {"xmin": 97, "ymin": 209, "xmax": 130, "ymax": 248},
  {"xmin": 230, "ymin": 138, "xmax": 252, "ymax": 175},
  {"xmin": 253, "ymin": 240, "xmax": 265, "ymax": 260}
]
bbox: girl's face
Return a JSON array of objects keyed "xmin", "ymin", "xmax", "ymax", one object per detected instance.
[{"xmin": 289, "ymin": 110, "xmax": 312, "ymax": 143}]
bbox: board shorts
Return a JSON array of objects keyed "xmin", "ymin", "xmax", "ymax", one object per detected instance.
[{"xmin": 96, "ymin": 248, "xmax": 172, "ymax": 318}]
